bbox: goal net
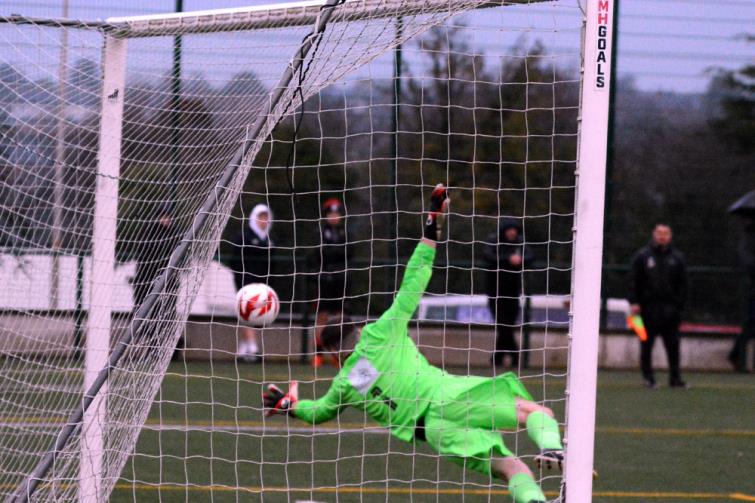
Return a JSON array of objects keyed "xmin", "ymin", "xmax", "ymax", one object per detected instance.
[{"xmin": 0, "ymin": 0, "xmax": 610, "ymax": 501}]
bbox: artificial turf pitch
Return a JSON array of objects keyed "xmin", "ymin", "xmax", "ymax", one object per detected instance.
[{"xmin": 110, "ymin": 362, "xmax": 755, "ymax": 502}]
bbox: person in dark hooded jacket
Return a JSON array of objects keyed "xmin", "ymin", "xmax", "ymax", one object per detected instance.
[
  {"xmin": 728, "ymin": 220, "xmax": 755, "ymax": 373},
  {"xmin": 628, "ymin": 223, "xmax": 687, "ymax": 388},
  {"xmin": 483, "ymin": 218, "xmax": 533, "ymax": 368},
  {"xmin": 133, "ymin": 205, "xmax": 180, "ymax": 310},
  {"xmin": 132, "ymin": 204, "xmax": 184, "ymax": 360}
]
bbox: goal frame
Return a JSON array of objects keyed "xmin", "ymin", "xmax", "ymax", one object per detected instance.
[{"xmin": 3, "ymin": 0, "xmax": 613, "ymax": 500}]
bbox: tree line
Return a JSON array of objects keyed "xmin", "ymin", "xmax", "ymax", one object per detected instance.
[{"xmin": 1, "ymin": 26, "xmax": 751, "ymax": 322}]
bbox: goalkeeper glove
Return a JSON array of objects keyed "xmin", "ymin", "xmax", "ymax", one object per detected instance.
[
  {"xmin": 424, "ymin": 183, "xmax": 450, "ymax": 241},
  {"xmin": 262, "ymin": 381, "xmax": 298, "ymax": 417}
]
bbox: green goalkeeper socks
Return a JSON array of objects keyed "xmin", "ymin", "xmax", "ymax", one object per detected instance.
[
  {"xmin": 509, "ymin": 473, "xmax": 546, "ymax": 503},
  {"xmin": 526, "ymin": 411, "xmax": 563, "ymax": 450}
]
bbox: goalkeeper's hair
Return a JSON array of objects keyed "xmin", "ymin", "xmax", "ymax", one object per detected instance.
[{"xmin": 320, "ymin": 314, "xmax": 357, "ymax": 352}]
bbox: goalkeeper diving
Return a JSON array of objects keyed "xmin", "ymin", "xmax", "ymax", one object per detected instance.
[{"xmin": 263, "ymin": 184, "xmax": 563, "ymax": 503}]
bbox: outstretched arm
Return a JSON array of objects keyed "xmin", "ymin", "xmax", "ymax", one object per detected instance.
[
  {"xmin": 263, "ymin": 380, "xmax": 345, "ymax": 424},
  {"xmin": 292, "ymin": 381, "xmax": 346, "ymax": 424},
  {"xmin": 378, "ymin": 184, "xmax": 449, "ymax": 325},
  {"xmin": 379, "ymin": 241, "xmax": 436, "ymax": 325}
]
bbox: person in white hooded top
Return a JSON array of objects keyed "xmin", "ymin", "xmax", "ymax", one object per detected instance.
[{"xmin": 232, "ymin": 203, "xmax": 273, "ymax": 362}]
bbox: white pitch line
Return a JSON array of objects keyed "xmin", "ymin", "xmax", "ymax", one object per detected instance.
[
  {"xmin": 0, "ymin": 422, "xmax": 391, "ymax": 435},
  {"xmin": 141, "ymin": 424, "xmax": 391, "ymax": 435}
]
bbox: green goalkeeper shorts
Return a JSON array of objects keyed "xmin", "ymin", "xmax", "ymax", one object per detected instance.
[{"xmin": 422, "ymin": 372, "xmax": 533, "ymax": 476}]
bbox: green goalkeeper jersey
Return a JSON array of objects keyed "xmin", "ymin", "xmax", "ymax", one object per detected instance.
[{"xmin": 294, "ymin": 242, "xmax": 444, "ymax": 442}]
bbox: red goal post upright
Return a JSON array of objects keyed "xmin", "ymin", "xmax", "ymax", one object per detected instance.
[{"xmin": 564, "ymin": 0, "xmax": 614, "ymax": 500}]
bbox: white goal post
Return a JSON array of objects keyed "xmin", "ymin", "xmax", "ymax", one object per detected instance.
[
  {"xmin": 564, "ymin": 0, "xmax": 614, "ymax": 500},
  {"xmin": 0, "ymin": 0, "xmax": 611, "ymax": 500}
]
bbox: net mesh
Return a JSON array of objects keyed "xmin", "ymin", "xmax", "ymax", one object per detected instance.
[{"xmin": 0, "ymin": 0, "xmax": 583, "ymax": 500}]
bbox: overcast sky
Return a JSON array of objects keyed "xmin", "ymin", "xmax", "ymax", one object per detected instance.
[{"xmin": 2, "ymin": 0, "xmax": 753, "ymax": 94}]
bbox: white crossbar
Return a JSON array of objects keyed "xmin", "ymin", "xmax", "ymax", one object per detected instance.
[{"xmin": 107, "ymin": 0, "xmax": 530, "ymax": 37}]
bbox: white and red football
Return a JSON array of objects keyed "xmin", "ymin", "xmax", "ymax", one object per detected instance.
[{"xmin": 236, "ymin": 283, "xmax": 280, "ymax": 326}]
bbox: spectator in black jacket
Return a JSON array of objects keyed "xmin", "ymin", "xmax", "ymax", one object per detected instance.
[
  {"xmin": 232, "ymin": 203, "xmax": 273, "ymax": 363},
  {"xmin": 728, "ymin": 220, "xmax": 755, "ymax": 373},
  {"xmin": 310, "ymin": 198, "xmax": 352, "ymax": 367},
  {"xmin": 133, "ymin": 205, "xmax": 179, "ymax": 310},
  {"xmin": 483, "ymin": 218, "xmax": 532, "ymax": 369},
  {"xmin": 628, "ymin": 223, "xmax": 688, "ymax": 388},
  {"xmin": 133, "ymin": 205, "xmax": 183, "ymax": 359}
]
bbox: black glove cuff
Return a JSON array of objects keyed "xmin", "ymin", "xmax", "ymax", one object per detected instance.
[{"xmin": 423, "ymin": 214, "xmax": 437, "ymax": 241}]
